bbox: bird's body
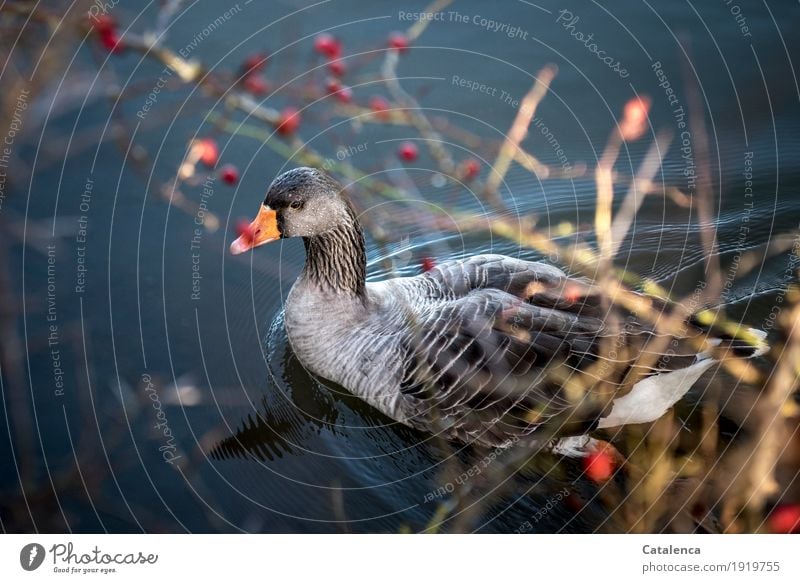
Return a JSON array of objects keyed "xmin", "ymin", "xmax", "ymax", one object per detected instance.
[
  {"xmin": 285, "ymin": 254, "xmax": 594, "ymax": 447},
  {"xmin": 231, "ymin": 167, "xmax": 766, "ymax": 452}
]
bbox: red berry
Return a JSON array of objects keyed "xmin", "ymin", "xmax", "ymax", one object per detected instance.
[
  {"xmin": 623, "ymin": 95, "xmax": 651, "ymax": 126},
  {"xmin": 388, "ymin": 32, "xmax": 409, "ymax": 53},
  {"xmin": 327, "ymin": 59, "xmax": 346, "ymax": 77},
  {"xmin": 243, "ymin": 74, "xmax": 270, "ymax": 96},
  {"xmin": 93, "ymin": 15, "xmax": 123, "ymax": 53},
  {"xmin": 334, "ymin": 85, "xmax": 352, "ymax": 104},
  {"xmin": 196, "ymin": 138, "xmax": 219, "ymax": 168},
  {"xmin": 313, "ymin": 33, "xmax": 341, "ymax": 59},
  {"xmin": 619, "ymin": 95, "xmax": 652, "ymax": 141},
  {"xmin": 100, "ymin": 31, "xmax": 124, "ymax": 53},
  {"xmin": 461, "ymin": 158, "xmax": 480, "ymax": 180},
  {"xmin": 219, "ymin": 164, "xmax": 239, "ymax": 185},
  {"xmin": 397, "ymin": 142, "xmax": 418, "ymax": 162},
  {"xmin": 421, "ymin": 257, "xmax": 436, "ymax": 273},
  {"xmin": 242, "ymin": 52, "xmax": 268, "ymax": 74},
  {"xmin": 276, "ymin": 107, "xmax": 301, "ymax": 136},
  {"xmin": 369, "ymin": 96, "xmax": 390, "ymax": 119},
  {"xmin": 235, "ymin": 220, "xmax": 255, "ymax": 245},
  {"xmin": 583, "ymin": 449, "xmax": 615, "ymax": 483},
  {"xmin": 768, "ymin": 504, "xmax": 800, "ymax": 534}
]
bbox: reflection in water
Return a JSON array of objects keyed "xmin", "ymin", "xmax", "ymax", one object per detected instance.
[
  {"xmin": 210, "ymin": 400, "xmax": 295, "ymax": 463},
  {"xmin": 210, "ymin": 309, "xmax": 428, "ymax": 463}
]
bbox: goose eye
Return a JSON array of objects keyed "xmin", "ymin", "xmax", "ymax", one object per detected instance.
[{"xmin": 289, "ymin": 201, "xmax": 303, "ymax": 210}]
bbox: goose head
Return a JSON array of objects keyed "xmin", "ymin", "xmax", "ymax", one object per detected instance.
[{"xmin": 230, "ymin": 167, "xmax": 354, "ymax": 255}]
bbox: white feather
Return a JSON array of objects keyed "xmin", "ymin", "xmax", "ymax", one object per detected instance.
[{"xmin": 597, "ymin": 358, "xmax": 715, "ymax": 429}]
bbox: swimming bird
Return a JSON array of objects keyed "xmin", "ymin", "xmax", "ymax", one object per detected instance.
[{"xmin": 230, "ymin": 167, "xmax": 766, "ymax": 453}]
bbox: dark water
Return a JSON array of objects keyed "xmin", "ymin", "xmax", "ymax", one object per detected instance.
[{"xmin": 2, "ymin": 0, "xmax": 799, "ymax": 532}]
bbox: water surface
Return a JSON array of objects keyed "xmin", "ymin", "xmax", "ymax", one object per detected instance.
[{"xmin": 2, "ymin": 0, "xmax": 799, "ymax": 532}]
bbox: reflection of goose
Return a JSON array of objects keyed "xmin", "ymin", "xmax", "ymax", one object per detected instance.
[
  {"xmin": 210, "ymin": 404, "xmax": 294, "ymax": 462},
  {"xmin": 231, "ymin": 167, "xmax": 767, "ymax": 452},
  {"xmin": 211, "ymin": 324, "xmax": 425, "ymax": 462}
]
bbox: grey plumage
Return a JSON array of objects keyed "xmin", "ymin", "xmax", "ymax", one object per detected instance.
[{"xmin": 239, "ymin": 168, "xmax": 767, "ymax": 452}]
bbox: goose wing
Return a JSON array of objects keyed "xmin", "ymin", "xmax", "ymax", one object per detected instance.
[{"xmin": 395, "ymin": 256, "xmax": 704, "ymax": 447}]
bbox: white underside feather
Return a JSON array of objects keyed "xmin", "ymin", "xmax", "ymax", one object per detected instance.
[{"xmin": 598, "ymin": 358, "xmax": 715, "ymax": 429}]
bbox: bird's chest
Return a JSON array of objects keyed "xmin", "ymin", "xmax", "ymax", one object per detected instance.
[
  {"xmin": 283, "ymin": 286, "xmax": 407, "ymax": 408},
  {"xmin": 284, "ymin": 288, "xmax": 368, "ymax": 374}
]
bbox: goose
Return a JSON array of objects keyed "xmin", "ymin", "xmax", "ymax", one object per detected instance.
[{"xmin": 230, "ymin": 167, "xmax": 766, "ymax": 453}]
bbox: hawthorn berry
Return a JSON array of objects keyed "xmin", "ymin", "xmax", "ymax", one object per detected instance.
[
  {"xmin": 768, "ymin": 504, "xmax": 800, "ymax": 534},
  {"xmin": 220, "ymin": 164, "xmax": 240, "ymax": 185},
  {"xmin": 313, "ymin": 33, "xmax": 342, "ymax": 59},
  {"xmin": 461, "ymin": 158, "xmax": 480, "ymax": 180},
  {"xmin": 583, "ymin": 449, "xmax": 615, "ymax": 483},
  {"xmin": 276, "ymin": 107, "xmax": 301, "ymax": 135},
  {"xmin": 619, "ymin": 95, "xmax": 652, "ymax": 141},
  {"xmin": 196, "ymin": 138, "xmax": 219, "ymax": 168},
  {"xmin": 397, "ymin": 142, "xmax": 418, "ymax": 162},
  {"xmin": 388, "ymin": 32, "xmax": 409, "ymax": 54}
]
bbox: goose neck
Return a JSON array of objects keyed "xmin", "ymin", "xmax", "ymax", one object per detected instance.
[{"xmin": 302, "ymin": 219, "xmax": 366, "ymax": 297}]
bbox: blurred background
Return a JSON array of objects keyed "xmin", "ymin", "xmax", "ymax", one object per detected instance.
[{"xmin": 1, "ymin": 0, "xmax": 798, "ymax": 533}]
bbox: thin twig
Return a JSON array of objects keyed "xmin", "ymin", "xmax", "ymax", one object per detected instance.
[{"xmin": 485, "ymin": 65, "xmax": 558, "ymax": 203}]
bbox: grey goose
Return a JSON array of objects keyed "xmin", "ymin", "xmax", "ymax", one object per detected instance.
[{"xmin": 230, "ymin": 167, "xmax": 766, "ymax": 453}]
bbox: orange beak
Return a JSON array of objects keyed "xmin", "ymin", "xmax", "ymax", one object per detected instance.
[{"xmin": 230, "ymin": 205, "xmax": 281, "ymax": 255}]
